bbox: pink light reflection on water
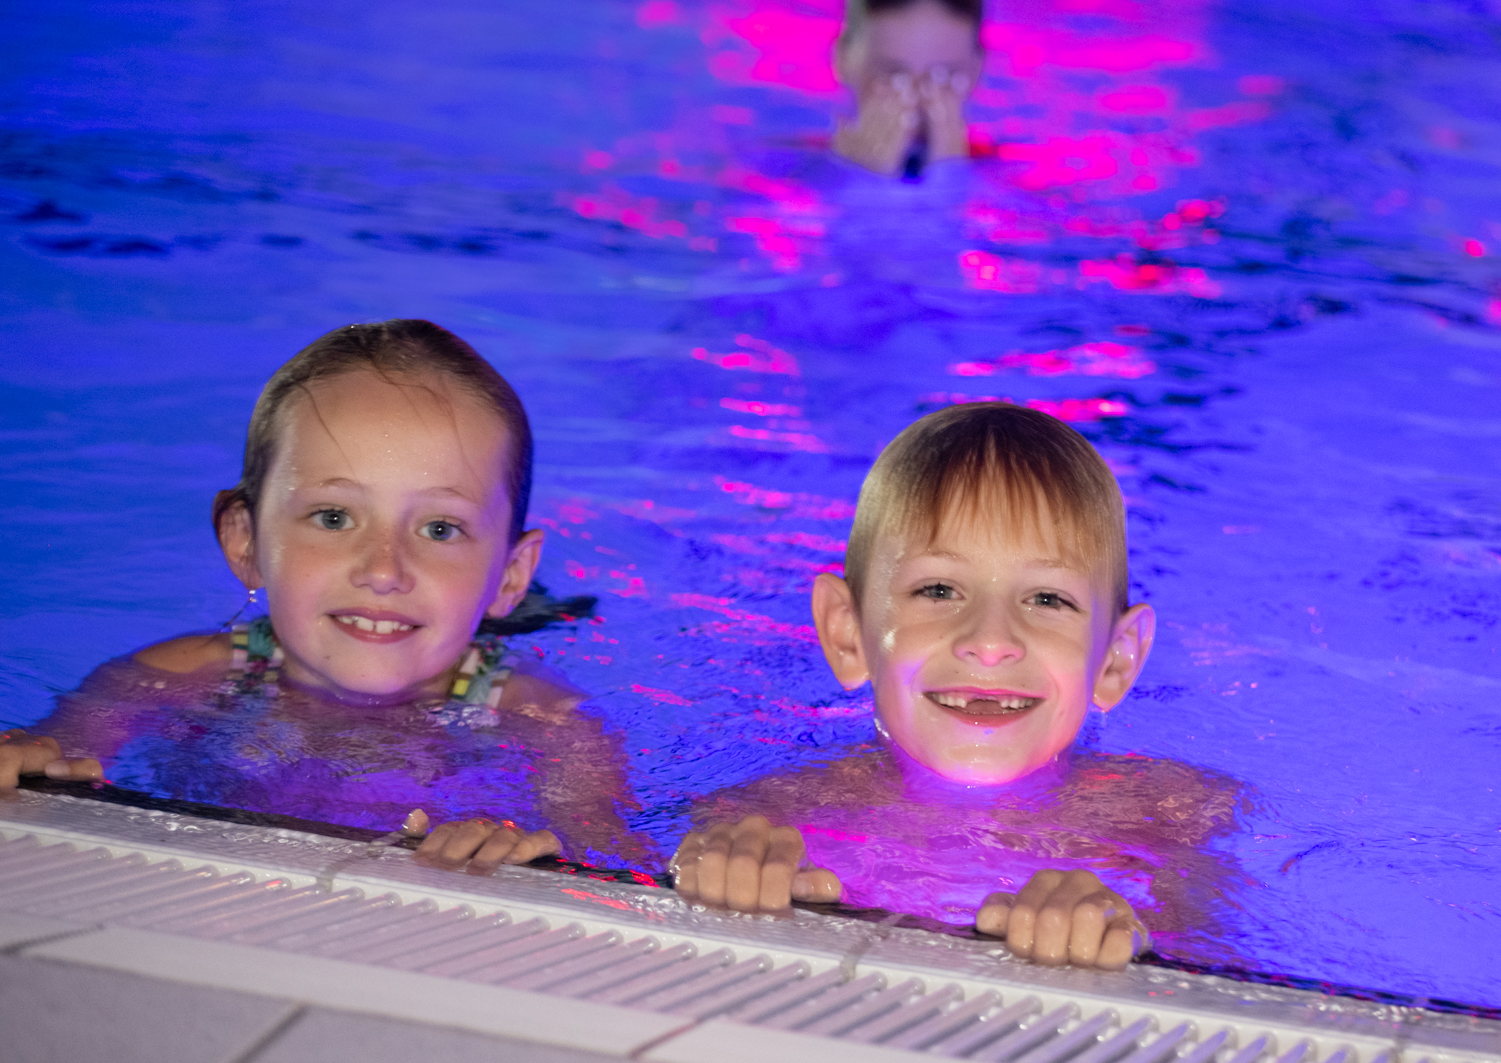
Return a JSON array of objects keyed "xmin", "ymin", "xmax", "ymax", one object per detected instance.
[
  {"xmin": 1080, "ymin": 254, "xmax": 1222, "ymax": 296},
  {"xmin": 954, "ymin": 340, "xmax": 1156, "ymax": 379},
  {"xmin": 692, "ymin": 334, "xmax": 801, "ymax": 375},
  {"xmin": 714, "ymin": 476, "xmax": 857, "ymax": 520},
  {"xmin": 671, "ymin": 592, "xmax": 820, "ymax": 644}
]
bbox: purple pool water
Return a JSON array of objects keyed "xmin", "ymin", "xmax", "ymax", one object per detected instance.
[{"xmin": 2, "ymin": 0, "xmax": 1499, "ymax": 1007}]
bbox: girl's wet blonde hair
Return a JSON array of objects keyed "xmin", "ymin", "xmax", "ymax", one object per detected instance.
[{"xmin": 845, "ymin": 402, "xmax": 1129, "ymax": 615}]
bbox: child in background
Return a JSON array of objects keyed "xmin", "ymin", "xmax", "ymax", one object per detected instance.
[
  {"xmin": 673, "ymin": 404, "xmax": 1243, "ymax": 971},
  {"xmin": 37, "ymin": 320, "xmax": 647, "ymax": 870},
  {"xmin": 832, "ymin": 0, "xmax": 984, "ymax": 177}
]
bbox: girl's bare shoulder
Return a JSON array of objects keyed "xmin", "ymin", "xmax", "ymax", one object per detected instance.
[{"xmin": 133, "ymin": 632, "xmax": 233, "ymax": 675}]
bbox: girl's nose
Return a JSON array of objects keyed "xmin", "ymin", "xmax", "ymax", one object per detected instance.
[
  {"xmin": 352, "ymin": 528, "xmax": 414, "ymax": 595},
  {"xmin": 953, "ymin": 605, "xmax": 1025, "ymax": 668}
]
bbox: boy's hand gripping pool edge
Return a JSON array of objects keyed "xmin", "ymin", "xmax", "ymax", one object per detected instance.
[
  {"xmin": 976, "ymin": 869, "xmax": 1149, "ymax": 971},
  {"xmin": 0, "ymin": 730, "xmax": 102, "ymax": 790},
  {"xmin": 402, "ymin": 809, "xmax": 562, "ymax": 875},
  {"xmin": 671, "ymin": 815, "xmax": 842, "ymax": 912}
]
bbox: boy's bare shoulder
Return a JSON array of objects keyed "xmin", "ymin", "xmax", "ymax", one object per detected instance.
[{"xmin": 133, "ymin": 632, "xmax": 233, "ymax": 675}]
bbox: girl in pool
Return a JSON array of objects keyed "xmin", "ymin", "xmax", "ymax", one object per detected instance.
[{"xmin": 30, "ymin": 320, "xmax": 647, "ymax": 871}]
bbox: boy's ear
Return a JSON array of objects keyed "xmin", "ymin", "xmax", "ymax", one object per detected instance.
[
  {"xmin": 811, "ymin": 572, "xmax": 869, "ymax": 690},
  {"xmin": 1092, "ymin": 603, "xmax": 1156, "ymax": 711},
  {"xmin": 486, "ymin": 528, "xmax": 545, "ymax": 619},
  {"xmin": 216, "ymin": 497, "xmax": 263, "ymax": 591}
]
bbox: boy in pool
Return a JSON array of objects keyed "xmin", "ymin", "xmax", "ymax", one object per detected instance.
[
  {"xmin": 832, "ymin": 0, "xmax": 984, "ymax": 177},
  {"xmin": 672, "ymin": 403, "xmax": 1200, "ymax": 970},
  {"xmin": 31, "ymin": 320, "xmax": 644, "ymax": 870}
]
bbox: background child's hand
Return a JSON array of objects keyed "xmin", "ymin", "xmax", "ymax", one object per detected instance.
[
  {"xmin": 405, "ymin": 810, "xmax": 561, "ymax": 875},
  {"xmin": 918, "ymin": 66, "xmax": 972, "ymax": 163},
  {"xmin": 833, "ymin": 74, "xmax": 920, "ymax": 175},
  {"xmin": 0, "ymin": 730, "xmax": 102, "ymax": 790},
  {"xmin": 976, "ymin": 869, "xmax": 1149, "ymax": 971},
  {"xmin": 672, "ymin": 814, "xmax": 842, "ymax": 911}
]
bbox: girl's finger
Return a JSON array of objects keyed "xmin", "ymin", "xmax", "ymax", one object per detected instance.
[
  {"xmin": 436, "ymin": 818, "xmax": 498, "ymax": 867},
  {"xmin": 468, "ymin": 827, "xmax": 521, "ymax": 874},
  {"xmin": 671, "ymin": 832, "xmax": 705, "ymax": 897},
  {"xmin": 725, "ymin": 816, "xmax": 772, "ymax": 911},
  {"xmin": 694, "ymin": 823, "xmax": 736, "ymax": 906},
  {"xmin": 503, "ymin": 829, "xmax": 561, "ymax": 866}
]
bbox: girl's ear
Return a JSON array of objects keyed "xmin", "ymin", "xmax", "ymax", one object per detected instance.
[
  {"xmin": 811, "ymin": 572, "xmax": 869, "ymax": 689},
  {"xmin": 1092, "ymin": 602, "xmax": 1156, "ymax": 711},
  {"xmin": 215, "ymin": 494, "xmax": 263, "ymax": 591},
  {"xmin": 486, "ymin": 528, "xmax": 545, "ymax": 619}
]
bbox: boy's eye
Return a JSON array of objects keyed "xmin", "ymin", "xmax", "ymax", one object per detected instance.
[
  {"xmin": 314, "ymin": 509, "xmax": 350, "ymax": 531},
  {"xmin": 917, "ymin": 582, "xmax": 958, "ymax": 600},
  {"xmin": 420, "ymin": 520, "xmax": 462, "ymax": 542},
  {"xmin": 1029, "ymin": 592, "xmax": 1075, "ymax": 611}
]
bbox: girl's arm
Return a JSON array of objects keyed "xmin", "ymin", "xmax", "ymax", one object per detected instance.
[{"xmin": 133, "ymin": 632, "xmax": 232, "ymax": 673}]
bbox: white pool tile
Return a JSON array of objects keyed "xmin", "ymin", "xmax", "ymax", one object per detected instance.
[
  {"xmin": 642, "ymin": 1019, "xmax": 933, "ymax": 1063},
  {"xmin": 26, "ymin": 926, "xmax": 688, "ymax": 1056},
  {"xmin": 255, "ymin": 1006, "xmax": 630, "ymax": 1063},
  {"xmin": 0, "ymin": 911, "xmax": 91, "ymax": 950},
  {"xmin": 0, "ymin": 953, "xmax": 298, "ymax": 1063}
]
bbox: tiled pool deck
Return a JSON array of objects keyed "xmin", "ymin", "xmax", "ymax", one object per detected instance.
[{"xmin": 3, "ymin": 791, "xmax": 1497, "ymax": 1063}]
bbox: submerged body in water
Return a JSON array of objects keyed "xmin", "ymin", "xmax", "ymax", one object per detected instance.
[
  {"xmin": 45, "ymin": 644, "xmax": 660, "ymax": 869},
  {"xmin": 691, "ymin": 737, "xmax": 1250, "ymax": 963}
]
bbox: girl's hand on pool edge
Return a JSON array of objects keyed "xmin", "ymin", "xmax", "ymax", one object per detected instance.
[
  {"xmin": 976, "ymin": 869, "xmax": 1149, "ymax": 971},
  {"xmin": 0, "ymin": 731, "xmax": 102, "ymax": 790},
  {"xmin": 407, "ymin": 813, "xmax": 561, "ymax": 875},
  {"xmin": 672, "ymin": 815, "xmax": 842, "ymax": 912}
]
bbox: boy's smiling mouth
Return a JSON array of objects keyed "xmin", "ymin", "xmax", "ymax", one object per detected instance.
[
  {"xmin": 331, "ymin": 609, "xmax": 421, "ymax": 642},
  {"xmin": 925, "ymin": 688, "xmax": 1042, "ymax": 717}
]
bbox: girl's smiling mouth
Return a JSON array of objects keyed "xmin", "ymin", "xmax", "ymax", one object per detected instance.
[
  {"xmin": 330, "ymin": 609, "xmax": 422, "ymax": 642},
  {"xmin": 925, "ymin": 688, "xmax": 1043, "ymax": 718}
]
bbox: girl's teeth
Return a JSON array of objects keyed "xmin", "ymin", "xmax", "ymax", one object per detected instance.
[{"xmin": 336, "ymin": 615, "xmax": 412, "ymax": 633}]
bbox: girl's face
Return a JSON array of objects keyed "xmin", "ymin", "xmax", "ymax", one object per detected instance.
[{"xmin": 222, "ymin": 370, "xmax": 540, "ymax": 703}]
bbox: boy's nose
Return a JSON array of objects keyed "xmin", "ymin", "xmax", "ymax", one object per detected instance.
[
  {"xmin": 352, "ymin": 528, "xmax": 414, "ymax": 595},
  {"xmin": 954, "ymin": 607, "xmax": 1025, "ymax": 668}
]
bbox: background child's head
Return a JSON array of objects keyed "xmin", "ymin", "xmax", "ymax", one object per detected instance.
[
  {"xmin": 812, "ymin": 403, "xmax": 1154, "ymax": 784},
  {"xmin": 836, "ymin": 0, "xmax": 984, "ymax": 102},
  {"xmin": 214, "ymin": 320, "xmax": 542, "ymax": 703}
]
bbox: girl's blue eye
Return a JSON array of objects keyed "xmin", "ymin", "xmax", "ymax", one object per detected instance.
[
  {"xmin": 918, "ymin": 583, "xmax": 956, "ymax": 600},
  {"xmin": 315, "ymin": 509, "xmax": 349, "ymax": 531},
  {"xmin": 421, "ymin": 520, "xmax": 461, "ymax": 542}
]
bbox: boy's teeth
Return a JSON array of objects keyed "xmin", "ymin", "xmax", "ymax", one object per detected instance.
[{"xmin": 930, "ymin": 692, "xmax": 1037, "ymax": 711}]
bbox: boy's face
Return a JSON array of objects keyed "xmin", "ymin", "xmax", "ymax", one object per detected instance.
[
  {"xmin": 814, "ymin": 504, "xmax": 1152, "ymax": 784},
  {"xmin": 223, "ymin": 370, "xmax": 540, "ymax": 703},
  {"xmin": 838, "ymin": 0, "xmax": 982, "ymax": 104}
]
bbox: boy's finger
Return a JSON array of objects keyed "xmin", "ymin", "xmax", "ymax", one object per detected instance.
[
  {"xmin": 755, "ymin": 826, "xmax": 804, "ymax": 910},
  {"xmin": 725, "ymin": 817, "xmax": 772, "ymax": 911},
  {"xmin": 1031, "ymin": 871, "xmax": 1105, "ymax": 966},
  {"xmin": 791, "ymin": 867, "xmax": 843, "ymax": 903},
  {"xmin": 503, "ymin": 830, "xmax": 561, "ymax": 866},
  {"xmin": 1095, "ymin": 916, "xmax": 1143, "ymax": 971},
  {"xmin": 1065, "ymin": 891, "xmax": 1115, "ymax": 968},
  {"xmin": 45, "ymin": 758, "xmax": 102, "ymax": 782},
  {"xmin": 975, "ymin": 892, "xmax": 1015, "ymax": 938},
  {"xmin": 1005, "ymin": 870, "xmax": 1063, "ymax": 958}
]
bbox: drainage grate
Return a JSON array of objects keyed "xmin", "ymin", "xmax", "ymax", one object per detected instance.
[{"xmin": 0, "ymin": 830, "xmax": 1420, "ymax": 1063}]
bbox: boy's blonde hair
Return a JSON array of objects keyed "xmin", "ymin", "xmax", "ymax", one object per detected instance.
[{"xmin": 845, "ymin": 403, "xmax": 1129, "ymax": 614}]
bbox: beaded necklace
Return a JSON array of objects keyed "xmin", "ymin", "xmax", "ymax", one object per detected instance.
[{"xmin": 225, "ymin": 615, "xmax": 517, "ymax": 717}]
